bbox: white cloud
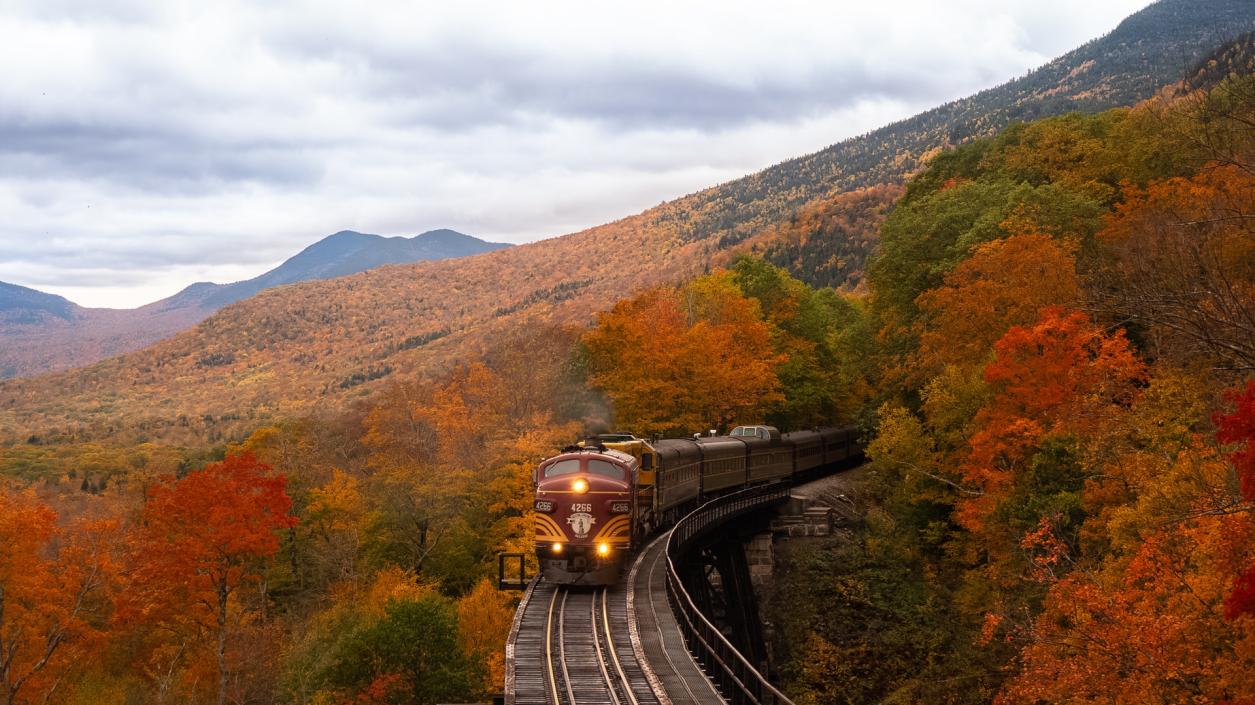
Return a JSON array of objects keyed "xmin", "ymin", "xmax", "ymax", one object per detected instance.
[{"xmin": 0, "ymin": 0, "xmax": 1151, "ymax": 308}]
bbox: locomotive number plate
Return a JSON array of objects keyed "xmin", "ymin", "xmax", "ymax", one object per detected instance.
[
  {"xmin": 571, "ymin": 503, "xmax": 592, "ymax": 512},
  {"xmin": 610, "ymin": 501, "xmax": 631, "ymax": 514},
  {"xmin": 534, "ymin": 499, "xmax": 554, "ymax": 513}
]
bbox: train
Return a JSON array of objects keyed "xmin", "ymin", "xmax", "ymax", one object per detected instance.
[{"xmin": 532, "ymin": 424, "xmax": 862, "ymax": 585}]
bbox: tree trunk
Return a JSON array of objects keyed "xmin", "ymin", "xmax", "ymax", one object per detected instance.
[
  {"xmin": 289, "ymin": 526, "xmax": 301, "ymax": 589},
  {"xmin": 1, "ymin": 584, "xmax": 13, "ymax": 705},
  {"xmin": 216, "ymin": 581, "xmax": 229, "ymax": 705}
]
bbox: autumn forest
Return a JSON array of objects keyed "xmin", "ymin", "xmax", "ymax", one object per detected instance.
[{"xmin": 3, "ymin": 10, "xmax": 1255, "ymax": 705}]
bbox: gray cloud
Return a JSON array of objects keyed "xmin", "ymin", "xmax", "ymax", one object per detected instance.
[
  {"xmin": 0, "ymin": 124, "xmax": 324, "ymax": 194},
  {"xmin": 0, "ymin": 0, "xmax": 1152, "ymax": 307}
]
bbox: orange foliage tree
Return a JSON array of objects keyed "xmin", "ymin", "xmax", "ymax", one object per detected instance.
[
  {"xmin": 0, "ymin": 489, "xmax": 116, "ymax": 705},
  {"xmin": 583, "ymin": 272, "xmax": 784, "ymax": 435},
  {"xmin": 119, "ymin": 453, "xmax": 295, "ymax": 705},
  {"xmin": 914, "ymin": 233, "xmax": 1080, "ymax": 377},
  {"xmin": 1092, "ymin": 164, "xmax": 1255, "ymax": 370},
  {"xmin": 999, "ymin": 432, "xmax": 1255, "ymax": 705},
  {"xmin": 1000, "ymin": 521, "xmax": 1255, "ymax": 704},
  {"xmin": 456, "ymin": 579, "xmax": 515, "ymax": 692},
  {"xmin": 360, "ymin": 363, "xmax": 508, "ymax": 579},
  {"xmin": 960, "ymin": 308, "xmax": 1146, "ymax": 530}
]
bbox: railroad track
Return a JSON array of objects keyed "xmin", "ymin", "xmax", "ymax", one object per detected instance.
[{"xmin": 512, "ymin": 581, "xmax": 659, "ymax": 705}]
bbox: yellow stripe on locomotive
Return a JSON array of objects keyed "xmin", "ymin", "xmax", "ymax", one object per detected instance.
[
  {"xmin": 593, "ymin": 515, "xmax": 631, "ymax": 543},
  {"xmin": 534, "ymin": 513, "xmax": 566, "ymax": 543}
]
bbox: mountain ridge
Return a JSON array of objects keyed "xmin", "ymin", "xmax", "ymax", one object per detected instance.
[
  {"xmin": 0, "ymin": 228, "xmax": 507, "ymax": 379},
  {"xmin": 177, "ymin": 228, "xmax": 508, "ymax": 310},
  {"xmin": 0, "ymin": 281, "xmax": 76, "ymax": 322}
]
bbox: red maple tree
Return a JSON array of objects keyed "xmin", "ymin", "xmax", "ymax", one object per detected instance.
[
  {"xmin": 120, "ymin": 452, "xmax": 295, "ymax": 705},
  {"xmin": 1217, "ymin": 381, "xmax": 1255, "ymax": 620}
]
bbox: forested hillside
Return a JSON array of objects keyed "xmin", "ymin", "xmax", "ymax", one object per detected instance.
[
  {"xmin": 771, "ymin": 70, "xmax": 1255, "ymax": 705},
  {"xmin": 3, "ymin": 0, "xmax": 1249, "ymax": 444}
]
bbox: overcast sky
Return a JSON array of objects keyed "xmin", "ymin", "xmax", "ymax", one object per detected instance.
[{"xmin": 0, "ymin": 0, "xmax": 1151, "ymax": 308}]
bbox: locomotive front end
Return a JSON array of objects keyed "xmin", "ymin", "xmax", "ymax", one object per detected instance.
[{"xmin": 533, "ymin": 448, "xmax": 636, "ymax": 585}]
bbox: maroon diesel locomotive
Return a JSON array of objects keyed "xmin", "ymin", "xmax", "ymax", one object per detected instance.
[
  {"xmin": 533, "ymin": 445, "xmax": 638, "ymax": 585},
  {"xmin": 533, "ymin": 425, "xmax": 861, "ymax": 585}
]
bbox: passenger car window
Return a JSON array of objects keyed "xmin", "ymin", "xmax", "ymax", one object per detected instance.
[{"xmin": 543, "ymin": 459, "xmax": 581, "ymax": 477}]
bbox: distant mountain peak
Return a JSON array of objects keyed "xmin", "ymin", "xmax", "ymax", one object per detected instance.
[
  {"xmin": 414, "ymin": 228, "xmax": 485, "ymax": 243},
  {"xmin": 0, "ymin": 281, "xmax": 77, "ymax": 321},
  {"xmin": 193, "ymin": 228, "xmax": 509, "ymax": 309}
]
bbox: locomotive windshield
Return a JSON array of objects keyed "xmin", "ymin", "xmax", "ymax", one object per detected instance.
[
  {"xmin": 543, "ymin": 459, "xmax": 581, "ymax": 477},
  {"xmin": 542, "ymin": 457, "xmax": 626, "ymax": 479},
  {"xmin": 586, "ymin": 459, "xmax": 625, "ymax": 479}
]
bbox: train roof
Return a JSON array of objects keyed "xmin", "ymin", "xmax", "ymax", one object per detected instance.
[
  {"xmin": 547, "ymin": 446, "xmax": 638, "ymax": 466},
  {"xmin": 591, "ymin": 432, "xmax": 639, "ymax": 442},
  {"xmin": 730, "ymin": 425, "xmax": 780, "ymax": 440}
]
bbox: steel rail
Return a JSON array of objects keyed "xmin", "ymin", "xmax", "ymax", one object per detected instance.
[
  {"xmin": 601, "ymin": 588, "xmax": 640, "ymax": 705},
  {"xmin": 534, "ymin": 584, "xmax": 647, "ymax": 705},
  {"xmin": 544, "ymin": 587, "xmax": 563, "ymax": 704},
  {"xmin": 557, "ymin": 591, "xmax": 577, "ymax": 704},
  {"xmin": 647, "ymin": 533, "xmax": 724, "ymax": 704},
  {"xmin": 591, "ymin": 588, "xmax": 624, "ymax": 705}
]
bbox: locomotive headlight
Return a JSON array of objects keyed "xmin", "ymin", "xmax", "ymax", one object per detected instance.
[
  {"xmin": 572, "ymin": 478, "xmax": 588, "ymax": 493},
  {"xmin": 552, "ymin": 542, "xmax": 563, "ymax": 554},
  {"xmin": 597, "ymin": 542, "xmax": 611, "ymax": 557}
]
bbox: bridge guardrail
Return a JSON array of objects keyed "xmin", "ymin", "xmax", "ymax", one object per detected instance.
[{"xmin": 665, "ymin": 483, "xmax": 795, "ymax": 705}]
